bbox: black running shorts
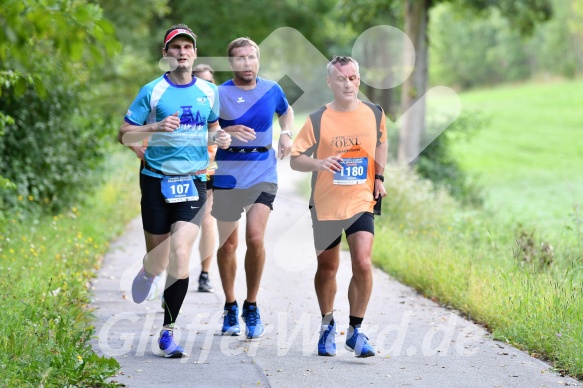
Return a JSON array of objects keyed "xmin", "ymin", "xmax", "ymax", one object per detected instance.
[
  {"xmin": 310, "ymin": 210, "xmax": 375, "ymax": 251},
  {"xmin": 140, "ymin": 173, "xmax": 207, "ymax": 235}
]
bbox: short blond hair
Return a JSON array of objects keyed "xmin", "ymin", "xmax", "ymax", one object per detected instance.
[{"xmin": 227, "ymin": 37, "xmax": 260, "ymax": 61}]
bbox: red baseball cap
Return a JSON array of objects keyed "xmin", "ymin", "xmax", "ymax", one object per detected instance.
[{"xmin": 163, "ymin": 28, "xmax": 196, "ymax": 49}]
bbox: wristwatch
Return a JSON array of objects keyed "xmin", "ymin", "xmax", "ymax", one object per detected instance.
[
  {"xmin": 280, "ymin": 130, "xmax": 293, "ymax": 139},
  {"xmin": 374, "ymin": 174, "xmax": 384, "ymax": 182}
]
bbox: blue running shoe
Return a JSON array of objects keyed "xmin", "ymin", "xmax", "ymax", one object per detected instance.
[
  {"xmin": 318, "ymin": 323, "xmax": 337, "ymax": 356},
  {"xmin": 131, "ymin": 267, "xmax": 155, "ymax": 304},
  {"xmin": 222, "ymin": 304, "xmax": 241, "ymax": 336},
  {"xmin": 241, "ymin": 305, "xmax": 264, "ymax": 339},
  {"xmin": 345, "ymin": 327, "xmax": 375, "ymax": 358},
  {"xmin": 158, "ymin": 329, "xmax": 187, "ymax": 358}
]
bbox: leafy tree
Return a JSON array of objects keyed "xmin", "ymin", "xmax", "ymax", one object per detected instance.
[
  {"xmin": 429, "ymin": 4, "xmax": 530, "ymax": 88},
  {"xmin": 0, "ymin": 0, "xmax": 120, "ymax": 216},
  {"xmin": 336, "ymin": 0, "xmax": 403, "ymax": 118},
  {"xmin": 430, "ymin": 0, "xmax": 583, "ymax": 87},
  {"xmin": 152, "ymin": 0, "xmax": 336, "ymax": 84},
  {"xmin": 528, "ymin": 0, "xmax": 583, "ymax": 79},
  {"xmin": 398, "ymin": 0, "xmax": 552, "ymax": 166},
  {"xmin": 94, "ymin": 0, "xmax": 171, "ymax": 118}
]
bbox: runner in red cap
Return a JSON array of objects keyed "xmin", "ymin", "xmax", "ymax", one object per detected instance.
[{"xmin": 118, "ymin": 24, "xmax": 231, "ymax": 358}]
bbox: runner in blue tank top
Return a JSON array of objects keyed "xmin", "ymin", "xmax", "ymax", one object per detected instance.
[
  {"xmin": 212, "ymin": 37, "xmax": 294, "ymax": 339},
  {"xmin": 117, "ymin": 24, "xmax": 231, "ymax": 358}
]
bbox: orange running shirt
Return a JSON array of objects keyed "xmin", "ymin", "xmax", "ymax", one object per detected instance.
[
  {"xmin": 207, "ymin": 144, "xmax": 218, "ymax": 176},
  {"xmin": 291, "ymin": 102, "xmax": 386, "ymax": 221}
]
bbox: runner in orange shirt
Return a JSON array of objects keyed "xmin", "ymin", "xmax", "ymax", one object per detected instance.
[{"xmin": 291, "ymin": 55, "xmax": 387, "ymax": 358}]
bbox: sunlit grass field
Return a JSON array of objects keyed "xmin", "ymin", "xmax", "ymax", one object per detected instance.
[
  {"xmin": 373, "ymin": 79, "xmax": 583, "ymax": 379},
  {"xmin": 452, "ymin": 79, "xmax": 583, "ymax": 232}
]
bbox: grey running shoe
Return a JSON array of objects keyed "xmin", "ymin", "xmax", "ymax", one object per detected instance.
[{"xmin": 198, "ymin": 272, "xmax": 214, "ymax": 293}]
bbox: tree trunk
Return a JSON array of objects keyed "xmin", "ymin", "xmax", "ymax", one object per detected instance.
[
  {"xmin": 380, "ymin": 88, "xmax": 394, "ymax": 120},
  {"xmin": 366, "ymin": 84, "xmax": 376, "ymax": 103},
  {"xmin": 377, "ymin": 36, "xmax": 394, "ymax": 118},
  {"xmin": 398, "ymin": 0, "xmax": 429, "ymax": 166}
]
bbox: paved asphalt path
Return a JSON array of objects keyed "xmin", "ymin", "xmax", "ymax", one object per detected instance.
[{"xmin": 90, "ymin": 160, "xmax": 579, "ymax": 387}]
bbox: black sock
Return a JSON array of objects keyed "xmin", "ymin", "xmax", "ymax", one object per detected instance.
[
  {"xmin": 224, "ymin": 300, "xmax": 237, "ymax": 310},
  {"xmin": 243, "ymin": 300, "xmax": 256, "ymax": 311},
  {"xmin": 199, "ymin": 271, "xmax": 209, "ymax": 279},
  {"xmin": 349, "ymin": 315, "xmax": 363, "ymax": 330},
  {"xmin": 321, "ymin": 313, "xmax": 335, "ymax": 327},
  {"xmin": 163, "ymin": 276, "xmax": 189, "ymax": 327}
]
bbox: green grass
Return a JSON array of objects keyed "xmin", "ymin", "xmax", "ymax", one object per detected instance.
[
  {"xmin": 0, "ymin": 150, "xmax": 139, "ymax": 386},
  {"xmin": 450, "ymin": 79, "xmax": 583, "ymax": 231},
  {"xmin": 372, "ymin": 79, "xmax": 583, "ymax": 379},
  {"xmin": 373, "ymin": 166, "xmax": 583, "ymax": 379}
]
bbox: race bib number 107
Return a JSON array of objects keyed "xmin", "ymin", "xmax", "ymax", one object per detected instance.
[
  {"xmin": 333, "ymin": 158, "xmax": 368, "ymax": 185},
  {"xmin": 161, "ymin": 176, "xmax": 199, "ymax": 203}
]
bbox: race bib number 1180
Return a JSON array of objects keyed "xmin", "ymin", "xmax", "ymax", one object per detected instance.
[
  {"xmin": 161, "ymin": 176, "xmax": 199, "ymax": 203},
  {"xmin": 333, "ymin": 158, "xmax": 368, "ymax": 185}
]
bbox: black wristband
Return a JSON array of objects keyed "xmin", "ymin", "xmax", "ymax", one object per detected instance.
[{"xmin": 374, "ymin": 174, "xmax": 384, "ymax": 182}]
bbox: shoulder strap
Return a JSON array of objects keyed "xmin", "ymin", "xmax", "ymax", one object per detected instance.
[
  {"xmin": 361, "ymin": 101, "xmax": 383, "ymax": 145},
  {"xmin": 306, "ymin": 105, "xmax": 327, "ymax": 208},
  {"xmin": 306, "ymin": 105, "xmax": 327, "ymax": 158}
]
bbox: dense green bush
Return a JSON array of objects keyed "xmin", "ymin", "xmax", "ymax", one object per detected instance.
[
  {"xmin": 416, "ymin": 113, "xmax": 486, "ymax": 207},
  {"xmin": 0, "ymin": 0, "xmax": 120, "ymax": 218},
  {"xmin": 528, "ymin": 0, "xmax": 582, "ymax": 79},
  {"xmin": 430, "ymin": 0, "xmax": 583, "ymax": 89},
  {"xmin": 0, "ymin": 72, "xmax": 113, "ymax": 214},
  {"xmin": 430, "ymin": 4, "xmax": 531, "ymax": 89}
]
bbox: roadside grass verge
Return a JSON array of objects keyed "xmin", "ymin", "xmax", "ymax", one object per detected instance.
[
  {"xmin": 450, "ymin": 79, "xmax": 583, "ymax": 233},
  {"xmin": 0, "ymin": 150, "xmax": 139, "ymax": 386},
  {"xmin": 373, "ymin": 166, "xmax": 583, "ymax": 378}
]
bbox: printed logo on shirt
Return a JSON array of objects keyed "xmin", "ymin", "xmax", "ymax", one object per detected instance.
[
  {"xmin": 197, "ymin": 97, "xmax": 207, "ymax": 104},
  {"xmin": 126, "ymin": 109, "xmax": 133, "ymax": 117},
  {"xmin": 176, "ymin": 105, "xmax": 207, "ymax": 132},
  {"xmin": 237, "ymin": 97, "xmax": 245, "ymax": 103},
  {"xmin": 330, "ymin": 135, "xmax": 362, "ymax": 148}
]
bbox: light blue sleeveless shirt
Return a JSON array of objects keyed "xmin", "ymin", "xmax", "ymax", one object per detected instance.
[{"xmin": 124, "ymin": 73, "xmax": 219, "ymax": 179}]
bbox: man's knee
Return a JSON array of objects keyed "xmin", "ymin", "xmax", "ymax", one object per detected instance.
[
  {"xmin": 317, "ymin": 256, "xmax": 339, "ymax": 279},
  {"xmin": 218, "ymin": 238, "xmax": 238, "ymax": 256},
  {"xmin": 245, "ymin": 232, "xmax": 265, "ymax": 252},
  {"xmin": 167, "ymin": 256, "xmax": 190, "ymax": 278},
  {"xmin": 352, "ymin": 257, "xmax": 372, "ymax": 276},
  {"xmin": 317, "ymin": 265, "xmax": 338, "ymax": 281}
]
